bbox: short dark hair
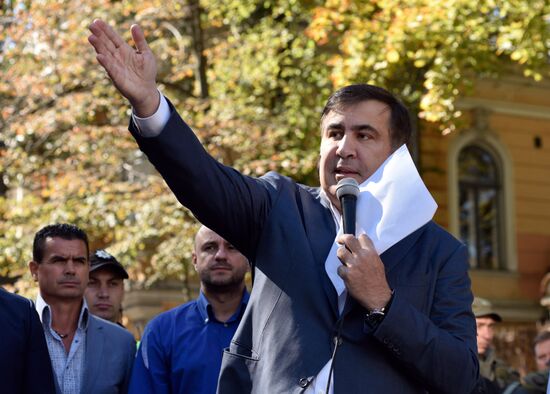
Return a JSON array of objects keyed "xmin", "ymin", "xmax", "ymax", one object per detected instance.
[
  {"xmin": 33, "ymin": 223, "xmax": 89, "ymax": 263},
  {"xmin": 534, "ymin": 331, "xmax": 550, "ymax": 349},
  {"xmin": 321, "ymin": 84, "xmax": 412, "ymax": 149}
]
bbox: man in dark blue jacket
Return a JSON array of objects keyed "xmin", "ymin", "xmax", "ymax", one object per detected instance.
[
  {"xmin": 0, "ymin": 288, "xmax": 56, "ymax": 394},
  {"xmin": 89, "ymin": 19, "xmax": 479, "ymax": 394}
]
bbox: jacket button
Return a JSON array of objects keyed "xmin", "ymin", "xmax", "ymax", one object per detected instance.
[{"xmin": 299, "ymin": 377, "xmax": 309, "ymax": 388}]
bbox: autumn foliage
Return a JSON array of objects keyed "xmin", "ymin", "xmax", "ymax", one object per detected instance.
[{"xmin": 1, "ymin": 0, "xmax": 549, "ymax": 292}]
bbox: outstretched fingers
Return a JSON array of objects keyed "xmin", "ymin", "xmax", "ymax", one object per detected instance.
[
  {"xmin": 130, "ymin": 24, "xmax": 150, "ymax": 54},
  {"xmin": 93, "ymin": 19, "xmax": 126, "ymax": 51}
]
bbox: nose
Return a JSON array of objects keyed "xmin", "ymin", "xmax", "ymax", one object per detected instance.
[
  {"xmin": 98, "ymin": 284, "xmax": 109, "ymax": 299},
  {"xmin": 215, "ymin": 245, "xmax": 229, "ymax": 260},
  {"xmin": 64, "ymin": 259, "xmax": 76, "ymax": 275},
  {"xmin": 335, "ymin": 134, "xmax": 356, "ymax": 159}
]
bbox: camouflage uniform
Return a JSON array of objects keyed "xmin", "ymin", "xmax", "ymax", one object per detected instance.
[
  {"xmin": 479, "ymin": 347, "xmax": 520, "ymax": 390},
  {"xmin": 503, "ymin": 371, "xmax": 548, "ymax": 394}
]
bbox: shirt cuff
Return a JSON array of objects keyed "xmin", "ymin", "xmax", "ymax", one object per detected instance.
[{"xmin": 132, "ymin": 91, "xmax": 170, "ymax": 137}]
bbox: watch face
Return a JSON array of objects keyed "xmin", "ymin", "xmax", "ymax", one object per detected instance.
[{"xmin": 365, "ymin": 311, "xmax": 385, "ymax": 328}]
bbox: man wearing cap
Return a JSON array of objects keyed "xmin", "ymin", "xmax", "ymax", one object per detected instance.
[
  {"xmin": 473, "ymin": 297, "xmax": 519, "ymax": 393},
  {"xmin": 85, "ymin": 249, "xmax": 129, "ymax": 326}
]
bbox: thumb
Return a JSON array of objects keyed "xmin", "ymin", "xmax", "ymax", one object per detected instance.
[
  {"xmin": 358, "ymin": 233, "xmax": 375, "ymax": 249},
  {"xmin": 130, "ymin": 24, "xmax": 149, "ymax": 53}
]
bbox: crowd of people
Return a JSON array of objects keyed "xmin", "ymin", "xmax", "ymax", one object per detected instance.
[
  {"xmin": 1, "ymin": 222, "xmax": 250, "ymax": 394},
  {"xmin": 2, "ymin": 221, "xmax": 549, "ymax": 394},
  {"xmin": 1, "ymin": 17, "xmax": 549, "ymax": 394},
  {"xmin": 471, "ymin": 297, "xmax": 549, "ymax": 393}
]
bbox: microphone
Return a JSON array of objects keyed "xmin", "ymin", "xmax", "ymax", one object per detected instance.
[{"xmin": 335, "ymin": 178, "xmax": 360, "ymax": 235}]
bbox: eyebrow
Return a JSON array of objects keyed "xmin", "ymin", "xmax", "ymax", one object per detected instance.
[
  {"xmin": 325, "ymin": 121, "xmax": 381, "ymax": 136},
  {"xmin": 48, "ymin": 254, "xmax": 87, "ymax": 261},
  {"xmin": 201, "ymin": 241, "xmax": 218, "ymax": 249}
]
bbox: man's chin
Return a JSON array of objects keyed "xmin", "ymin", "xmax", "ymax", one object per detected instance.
[
  {"xmin": 95, "ymin": 312, "xmax": 114, "ymax": 321},
  {"xmin": 203, "ymin": 278, "xmax": 242, "ymax": 292},
  {"xmin": 56, "ymin": 289, "xmax": 85, "ymax": 299}
]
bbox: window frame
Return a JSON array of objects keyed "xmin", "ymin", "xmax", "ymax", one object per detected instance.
[
  {"xmin": 458, "ymin": 145, "xmax": 503, "ymax": 269},
  {"xmin": 448, "ymin": 128, "xmax": 517, "ymax": 272}
]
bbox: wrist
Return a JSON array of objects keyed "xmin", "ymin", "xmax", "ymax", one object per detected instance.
[
  {"xmin": 364, "ymin": 290, "xmax": 394, "ymax": 330},
  {"xmin": 132, "ymin": 88, "xmax": 160, "ymax": 118},
  {"xmin": 367, "ymin": 288, "xmax": 393, "ymax": 312}
]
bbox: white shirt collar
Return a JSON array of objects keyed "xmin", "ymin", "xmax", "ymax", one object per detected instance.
[{"xmin": 35, "ymin": 293, "xmax": 90, "ymax": 330}]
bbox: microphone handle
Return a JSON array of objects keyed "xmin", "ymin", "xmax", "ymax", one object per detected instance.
[{"xmin": 341, "ymin": 195, "xmax": 356, "ymax": 235}]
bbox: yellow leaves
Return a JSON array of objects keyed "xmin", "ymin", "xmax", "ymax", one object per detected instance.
[
  {"xmin": 386, "ymin": 49, "xmax": 400, "ymax": 63},
  {"xmin": 306, "ymin": 7, "xmax": 341, "ymax": 45},
  {"xmin": 326, "ymin": 0, "xmax": 351, "ymax": 11},
  {"xmin": 414, "ymin": 59, "xmax": 426, "ymax": 68},
  {"xmin": 524, "ymin": 69, "xmax": 543, "ymax": 82},
  {"xmin": 510, "ymin": 48, "xmax": 528, "ymax": 63}
]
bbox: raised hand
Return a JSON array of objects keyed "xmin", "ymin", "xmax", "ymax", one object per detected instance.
[{"xmin": 88, "ymin": 19, "xmax": 159, "ymax": 117}]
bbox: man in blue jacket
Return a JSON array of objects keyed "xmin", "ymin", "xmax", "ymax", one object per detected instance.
[
  {"xmin": 29, "ymin": 223, "xmax": 136, "ymax": 394},
  {"xmin": 0, "ymin": 288, "xmax": 56, "ymax": 394},
  {"xmin": 89, "ymin": 19, "xmax": 479, "ymax": 394}
]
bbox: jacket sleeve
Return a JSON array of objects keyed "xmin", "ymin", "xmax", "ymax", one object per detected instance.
[
  {"xmin": 370, "ymin": 243, "xmax": 479, "ymax": 393},
  {"xmin": 129, "ymin": 99, "xmax": 274, "ymax": 260},
  {"xmin": 24, "ymin": 301, "xmax": 57, "ymax": 394},
  {"xmin": 128, "ymin": 320, "xmax": 170, "ymax": 394},
  {"xmin": 121, "ymin": 334, "xmax": 137, "ymax": 394}
]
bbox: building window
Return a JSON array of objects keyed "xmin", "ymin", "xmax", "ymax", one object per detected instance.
[{"xmin": 458, "ymin": 144, "xmax": 503, "ymax": 269}]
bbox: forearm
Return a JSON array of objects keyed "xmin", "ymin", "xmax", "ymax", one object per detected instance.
[
  {"xmin": 128, "ymin": 100, "xmax": 272, "ymax": 257},
  {"xmin": 373, "ymin": 293, "xmax": 478, "ymax": 393},
  {"xmin": 370, "ymin": 246, "xmax": 478, "ymax": 393}
]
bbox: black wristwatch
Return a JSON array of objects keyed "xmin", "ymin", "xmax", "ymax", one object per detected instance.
[{"xmin": 364, "ymin": 290, "xmax": 394, "ymax": 329}]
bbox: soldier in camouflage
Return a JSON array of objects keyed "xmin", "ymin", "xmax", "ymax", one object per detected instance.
[{"xmin": 471, "ymin": 297, "xmax": 519, "ymax": 393}]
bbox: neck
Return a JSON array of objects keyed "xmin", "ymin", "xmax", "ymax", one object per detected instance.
[
  {"xmin": 202, "ymin": 284, "xmax": 245, "ymax": 323},
  {"xmin": 43, "ymin": 295, "xmax": 83, "ymax": 333}
]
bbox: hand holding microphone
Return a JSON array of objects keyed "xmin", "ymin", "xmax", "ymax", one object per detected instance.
[{"xmin": 335, "ymin": 178, "xmax": 392, "ymax": 312}]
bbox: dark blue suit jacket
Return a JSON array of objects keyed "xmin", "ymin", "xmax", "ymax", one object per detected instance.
[
  {"xmin": 130, "ymin": 101, "xmax": 479, "ymax": 393},
  {"xmin": 0, "ymin": 288, "xmax": 56, "ymax": 394}
]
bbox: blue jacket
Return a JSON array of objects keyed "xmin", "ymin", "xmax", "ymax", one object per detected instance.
[
  {"xmin": 77, "ymin": 314, "xmax": 136, "ymax": 394},
  {"xmin": 0, "ymin": 288, "xmax": 56, "ymax": 394},
  {"xmin": 129, "ymin": 100, "xmax": 479, "ymax": 394}
]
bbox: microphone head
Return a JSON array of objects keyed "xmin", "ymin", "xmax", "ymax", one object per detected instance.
[{"xmin": 335, "ymin": 178, "xmax": 360, "ymax": 200}]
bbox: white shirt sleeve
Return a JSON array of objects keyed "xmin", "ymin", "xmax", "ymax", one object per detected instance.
[{"xmin": 131, "ymin": 91, "xmax": 171, "ymax": 137}]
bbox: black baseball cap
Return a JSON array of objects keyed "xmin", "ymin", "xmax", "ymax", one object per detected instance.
[{"xmin": 90, "ymin": 249, "xmax": 129, "ymax": 279}]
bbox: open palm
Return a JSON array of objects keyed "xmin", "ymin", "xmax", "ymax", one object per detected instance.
[{"xmin": 89, "ymin": 19, "xmax": 158, "ymax": 115}]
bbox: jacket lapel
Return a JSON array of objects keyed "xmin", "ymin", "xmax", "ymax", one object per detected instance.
[
  {"xmin": 379, "ymin": 221, "xmax": 429, "ymax": 275},
  {"xmin": 81, "ymin": 316, "xmax": 104, "ymax": 394},
  {"xmin": 298, "ymin": 186, "xmax": 339, "ymax": 318},
  {"xmin": 342, "ymin": 222, "xmax": 430, "ymax": 317}
]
